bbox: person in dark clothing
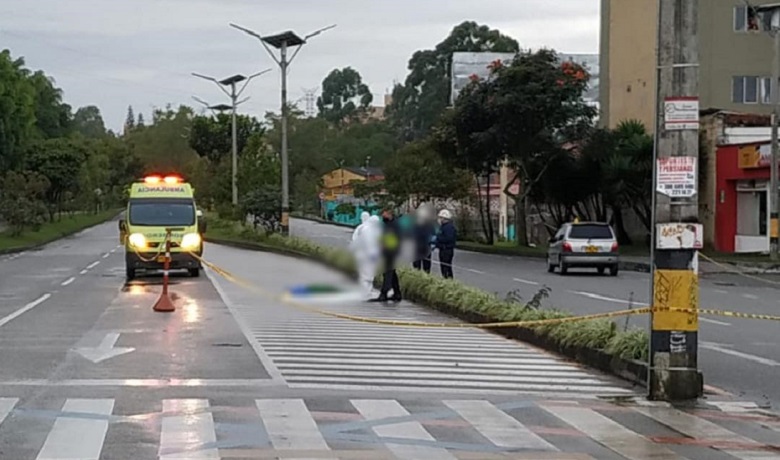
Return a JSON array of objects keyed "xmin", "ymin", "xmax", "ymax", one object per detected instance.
[
  {"xmin": 371, "ymin": 209, "xmax": 402, "ymax": 302},
  {"xmin": 436, "ymin": 209, "xmax": 457, "ymax": 279},
  {"xmin": 412, "ymin": 206, "xmax": 435, "ymax": 273}
]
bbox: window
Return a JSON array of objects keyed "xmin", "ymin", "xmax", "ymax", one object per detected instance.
[
  {"xmin": 733, "ymin": 76, "xmax": 759, "ymax": 103},
  {"xmin": 761, "ymin": 77, "xmax": 772, "ymax": 104},
  {"xmin": 568, "ymin": 224, "xmax": 614, "ymax": 240},
  {"xmin": 129, "ymin": 200, "xmax": 195, "ymax": 226},
  {"xmin": 734, "ymin": 5, "xmax": 769, "ymax": 32}
]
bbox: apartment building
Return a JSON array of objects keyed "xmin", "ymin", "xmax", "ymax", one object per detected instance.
[{"xmin": 600, "ymin": 0, "xmax": 776, "ymax": 130}]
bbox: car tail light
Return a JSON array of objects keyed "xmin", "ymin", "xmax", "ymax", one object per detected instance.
[
  {"xmin": 562, "ymin": 242, "xmax": 573, "ymax": 252},
  {"xmin": 611, "ymin": 242, "xmax": 619, "ymax": 252}
]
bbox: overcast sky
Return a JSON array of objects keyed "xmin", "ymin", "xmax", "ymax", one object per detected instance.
[{"xmin": 0, "ymin": 0, "xmax": 599, "ymax": 131}]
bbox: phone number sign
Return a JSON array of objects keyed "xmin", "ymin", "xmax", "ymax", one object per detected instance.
[{"xmin": 657, "ymin": 157, "xmax": 697, "ymax": 198}]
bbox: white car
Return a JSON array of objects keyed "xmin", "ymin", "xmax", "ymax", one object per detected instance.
[{"xmin": 547, "ymin": 222, "xmax": 619, "ymax": 276}]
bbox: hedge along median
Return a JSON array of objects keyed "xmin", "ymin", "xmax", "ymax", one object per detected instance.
[
  {"xmin": 206, "ymin": 217, "xmax": 651, "ymax": 386},
  {"xmin": 0, "ymin": 209, "xmax": 122, "ymax": 255}
]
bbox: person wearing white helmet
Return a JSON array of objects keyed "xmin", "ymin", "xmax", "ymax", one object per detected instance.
[{"xmin": 435, "ymin": 209, "xmax": 457, "ymax": 279}]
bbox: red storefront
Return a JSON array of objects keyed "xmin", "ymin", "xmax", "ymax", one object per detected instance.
[{"xmin": 715, "ymin": 141, "xmax": 772, "ymax": 253}]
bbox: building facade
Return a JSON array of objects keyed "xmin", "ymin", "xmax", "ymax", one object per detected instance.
[{"xmin": 600, "ymin": 0, "xmax": 776, "ymax": 130}]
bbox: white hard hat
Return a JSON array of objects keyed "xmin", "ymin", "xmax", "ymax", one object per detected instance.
[
  {"xmin": 438, "ymin": 209, "xmax": 452, "ymax": 220},
  {"xmin": 360, "ymin": 211, "xmax": 370, "ymax": 223}
]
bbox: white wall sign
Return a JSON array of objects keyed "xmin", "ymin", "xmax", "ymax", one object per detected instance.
[
  {"xmin": 664, "ymin": 97, "xmax": 699, "ymax": 130},
  {"xmin": 657, "ymin": 157, "xmax": 697, "ymax": 198},
  {"xmin": 657, "ymin": 223, "xmax": 703, "ymax": 250}
]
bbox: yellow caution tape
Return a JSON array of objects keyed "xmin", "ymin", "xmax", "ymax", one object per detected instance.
[
  {"xmin": 189, "ymin": 252, "xmax": 780, "ymax": 328},
  {"xmin": 698, "ymin": 252, "xmax": 780, "ymax": 287}
]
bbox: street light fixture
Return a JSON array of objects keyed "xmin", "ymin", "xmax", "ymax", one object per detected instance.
[
  {"xmin": 192, "ymin": 69, "xmax": 271, "ymax": 205},
  {"xmin": 230, "ymin": 22, "xmax": 337, "ymax": 235}
]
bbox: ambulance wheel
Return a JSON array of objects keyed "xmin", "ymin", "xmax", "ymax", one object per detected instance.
[
  {"xmin": 189, "ymin": 268, "xmax": 200, "ymax": 278},
  {"xmin": 126, "ymin": 266, "xmax": 135, "ymax": 281}
]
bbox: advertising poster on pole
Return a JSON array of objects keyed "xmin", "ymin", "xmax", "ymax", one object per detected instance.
[
  {"xmin": 664, "ymin": 97, "xmax": 699, "ymax": 130},
  {"xmin": 656, "ymin": 157, "xmax": 697, "ymax": 198}
]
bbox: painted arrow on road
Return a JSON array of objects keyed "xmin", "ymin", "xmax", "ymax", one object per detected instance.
[{"xmin": 74, "ymin": 333, "xmax": 135, "ymax": 363}]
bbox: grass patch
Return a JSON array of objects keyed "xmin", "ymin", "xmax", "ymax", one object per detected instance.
[
  {"xmin": 205, "ymin": 216, "xmax": 649, "ymax": 362},
  {"xmin": 0, "ymin": 210, "xmax": 120, "ymax": 253}
]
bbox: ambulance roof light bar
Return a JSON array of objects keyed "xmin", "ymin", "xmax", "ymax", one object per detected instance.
[
  {"xmin": 143, "ymin": 175, "xmax": 181, "ymax": 185},
  {"xmin": 144, "ymin": 176, "xmax": 161, "ymax": 184}
]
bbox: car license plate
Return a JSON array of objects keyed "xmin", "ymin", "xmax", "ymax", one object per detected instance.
[
  {"xmin": 585, "ymin": 245, "xmax": 599, "ymax": 253},
  {"xmin": 156, "ymin": 255, "xmax": 166, "ymax": 263}
]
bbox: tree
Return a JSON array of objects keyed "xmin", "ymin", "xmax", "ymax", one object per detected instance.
[
  {"xmin": 125, "ymin": 106, "xmax": 135, "ymax": 132},
  {"xmin": 317, "ymin": 67, "xmax": 373, "ymax": 124},
  {"xmin": 137, "ymin": 113, "xmax": 145, "ymax": 128},
  {"xmin": 0, "ymin": 171, "xmax": 49, "ymax": 235},
  {"xmin": 72, "ymin": 106, "xmax": 108, "ymax": 139},
  {"xmin": 125, "ymin": 105, "xmax": 198, "ymax": 173},
  {"xmin": 0, "ymin": 50, "xmax": 37, "ymax": 171},
  {"xmin": 189, "ymin": 113, "xmax": 264, "ymax": 163},
  {"xmin": 26, "ymin": 138, "xmax": 87, "ymax": 220},
  {"xmin": 387, "ymin": 21, "xmax": 519, "ymax": 140},
  {"xmin": 28, "ymin": 71, "xmax": 72, "ymax": 139},
  {"xmin": 384, "ymin": 141, "xmax": 471, "ymax": 205},
  {"xmin": 470, "ymin": 49, "xmax": 595, "ymax": 245}
]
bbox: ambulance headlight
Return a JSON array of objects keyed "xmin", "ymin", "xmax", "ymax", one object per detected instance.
[
  {"xmin": 181, "ymin": 233, "xmax": 201, "ymax": 250},
  {"xmin": 128, "ymin": 233, "xmax": 147, "ymax": 249}
]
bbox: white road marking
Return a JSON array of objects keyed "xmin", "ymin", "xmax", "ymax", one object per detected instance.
[
  {"xmin": 61, "ymin": 277, "xmax": 75, "ymax": 286},
  {"xmin": 445, "ymin": 400, "xmax": 557, "ymax": 450},
  {"xmin": 700, "ymin": 317, "xmax": 731, "ymax": 326},
  {"xmin": 80, "ymin": 270, "xmax": 88, "ymax": 275},
  {"xmin": 541, "ymin": 404, "xmax": 683, "ymax": 460},
  {"xmin": 701, "ymin": 342, "xmax": 780, "ymax": 366},
  {"xmin": 0, "ymin": 379, "xmax": 279, "ymax": 387},
  {"xmin": 466, "ymin": 268, "xmax": 485, "ymax": 274},
  {"xmin": 159, "ymin": 399, "xmax": 218, "ymax": 459},
  {"xmin": 0, "ymin": 294, "xmax": 51, "ymax": 329},
  {"xmin": 514, "ymin": 278, "xmax": 540, "ymax": 286},
  {"xmin": 282, "ymin": 370, "xmax": 608, "ymax": 385},
  {"xmin": 0, "ymin": 398, "xmax": 17, "ymax": 424},
  {"xmin": 101, "ymin": 253, "xmax": 110, "ymax": 259},
  {"xmin": 714, "ymin": 289, "xmax": 729, "ymax": 294},
  {"xmin": 353, "ymin": 399, "xmax": 456, "ymax": 460},
  {"xmin": 36, "ymin": 398, "xmax": 114, "ymax": 460},
  {"xmin": 742, "ymin": 293, "xmax": 759, "ymax": 300},
  {"xmin": 571, "ymin": 291, "xmax": 647, "ymax": 306},
  {"xmin": 270, "ymin": 351, "xmax": 560, "ymax": 364},
  {"xmin": 256, "ymin": 399, "xmax": 329, "ymax": 450},
  {"xmin": 275, "ymin": 364, "xmax": 592, "ymax": 377},
  {"xmin": 73, "ymin": 332, "xmax": 135, "ymax": 363},
  {"xmin": 86, "ymin": 261, "xmax": 100, "ymax": 269}
]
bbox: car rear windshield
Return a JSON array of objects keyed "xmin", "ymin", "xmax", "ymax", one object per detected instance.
[
  {"xmin": 568, "ymin": 224, "xmax": 613, "ymax": 239},
  {"xmin": 129, "ymin": 199, "xmax": 195, "ymax": 226}
]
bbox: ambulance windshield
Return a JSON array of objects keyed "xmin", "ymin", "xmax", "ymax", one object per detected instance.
[{"xmin": 129, "ymin": 199, "xmax": 195, "ymax": 226}]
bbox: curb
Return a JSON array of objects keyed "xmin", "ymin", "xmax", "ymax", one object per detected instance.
[
  {"xmin": 205, "ymin": 234, "xmax": 649, "ymax": 389},
  {"xmin": 0, "ymin": 211, "xmax": 122, "ymax": 257}
]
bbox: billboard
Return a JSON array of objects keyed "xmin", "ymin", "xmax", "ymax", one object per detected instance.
[
  {"xmin": 450, "ymin": 52, "xmax": 516, "ymax": 105},
  {"xmin": 450, "ymin": 52, "xmax": 600, "ymax": 108}
]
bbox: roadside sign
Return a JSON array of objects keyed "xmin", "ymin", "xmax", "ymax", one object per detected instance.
[
  {"xmin": 657, "ymin": 223, "xmax": 703, "ymax": 249},
  {"xmin": 656, "ymin": 157, "xmax": 697, "ymax": 198},
  {"xmin": 664, "ymin": 97, "xmax": 699, "ymax": 130}
]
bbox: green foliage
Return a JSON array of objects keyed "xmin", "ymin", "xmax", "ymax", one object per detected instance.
[
  {"xmin": 189, "ymin": 113, "xmax": 264, "ymax": 163},
  {"xmin": 383, "ymin": 140, "xmax": 472, "ymax": 203},
  {"xmin": 0, "ymin": 50, "xmax": 37, "ymax": 171},
  {"xmin": 387, "ymin": 21, "xmax": 520, "ymax": 140},
  {"xmin": 72, "ymin": 106, "xmax": 108, "ymax": 139},
  {"xmin": 0, "ymin": 209, "xmax": 118, "ymax": 252},
  {"xmin": 317, "ymin": 67, "xmax": 373, "ymax": 125},
  {"xmin": 0, "ymin": 171, "xmax": 50, "ymax": 235},
  {"xmin": 334, "ymin": 202, "xmax": 356, "ymax": 217},
  {"xmin": 26, "ymin": 137, "xmax": 87, "ymax": 219},
  {"xmin": 125, "ymin": 105, "xmax": 198, "ymax": 173},
  {"xmin": 28, "ymin": 71, "xmax": 72, "ymax": 139}
]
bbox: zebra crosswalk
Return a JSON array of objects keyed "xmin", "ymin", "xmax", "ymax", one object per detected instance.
[
  {"xmin": 0, "ymin": 395, "xmax": 775, "ymax": 459},
  {"xmin": 244, "ymin": 301, "xmax": 634, "ymax": 396}
]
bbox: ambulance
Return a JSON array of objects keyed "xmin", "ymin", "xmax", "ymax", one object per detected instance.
[{"xmin": 119, "ymin": 175, "xmax": 205, "ymax": 280}]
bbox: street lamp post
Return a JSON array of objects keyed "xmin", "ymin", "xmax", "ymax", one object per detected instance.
[
  {"xmin": 755, "ymin": 3, "xmax": 780, "ymax": 260},
  {"xmin": 230, "ymin": 23, "xmax": 336, "ymax": 235},
  {"xmin": 192, "ymin": 70, "xmax": 271, "ymax": 205}
]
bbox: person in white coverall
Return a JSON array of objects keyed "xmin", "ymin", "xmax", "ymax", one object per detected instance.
[{"xmin": 351, "ymin": 213, "xmax": 381, "ymax": 297}]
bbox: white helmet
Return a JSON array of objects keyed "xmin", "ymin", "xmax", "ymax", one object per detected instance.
[
  {"xmin": 360, "ymin": 211, "xmax": 370, "ymax": 223},
  {"xmin": 438, "ymin": 209, "xmax": 452, "ymax": 220}
]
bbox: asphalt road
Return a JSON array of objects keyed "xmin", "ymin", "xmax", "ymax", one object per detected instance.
[
  {"xmin": 0, "ymin": 218, "xmax": 776, "ymax": 458},
  {"xmin": 291, "ymin": 218, "xmax": 780, "ymax": 411}
]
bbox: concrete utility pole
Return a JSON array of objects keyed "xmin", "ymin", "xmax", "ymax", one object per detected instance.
[
  {"xmin": 755, "ymin": 3, "xmax": 780, "ymax": 260},
  {"xmin": 192, "ymin": 70, "xmax": 271, "ymax": 205},
  {"xmin": 230, "ymin": 23, "xmax": 336, "ymax": 236},
  {"xmin": 648, "ymin": 0, "xmax": 702, "ymax": 401}
]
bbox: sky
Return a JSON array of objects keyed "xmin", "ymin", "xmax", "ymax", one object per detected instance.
[{"xmin": 0, "ymin": 0, "xmax": 600, "ymax": 132}]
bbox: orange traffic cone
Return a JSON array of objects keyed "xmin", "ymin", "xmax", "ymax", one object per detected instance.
[{"xmin": 153, "ymin": 234, "xmax": 176, "ymax": 313}]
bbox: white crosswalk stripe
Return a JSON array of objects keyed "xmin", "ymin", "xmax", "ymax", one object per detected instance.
[
  {"xmin": 0, "ymin": 396, "xmax": 774, "ymax": 458},
  {"xmin": 250, "ymin": 307, "xmax": 634, "ymax": 396}
]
